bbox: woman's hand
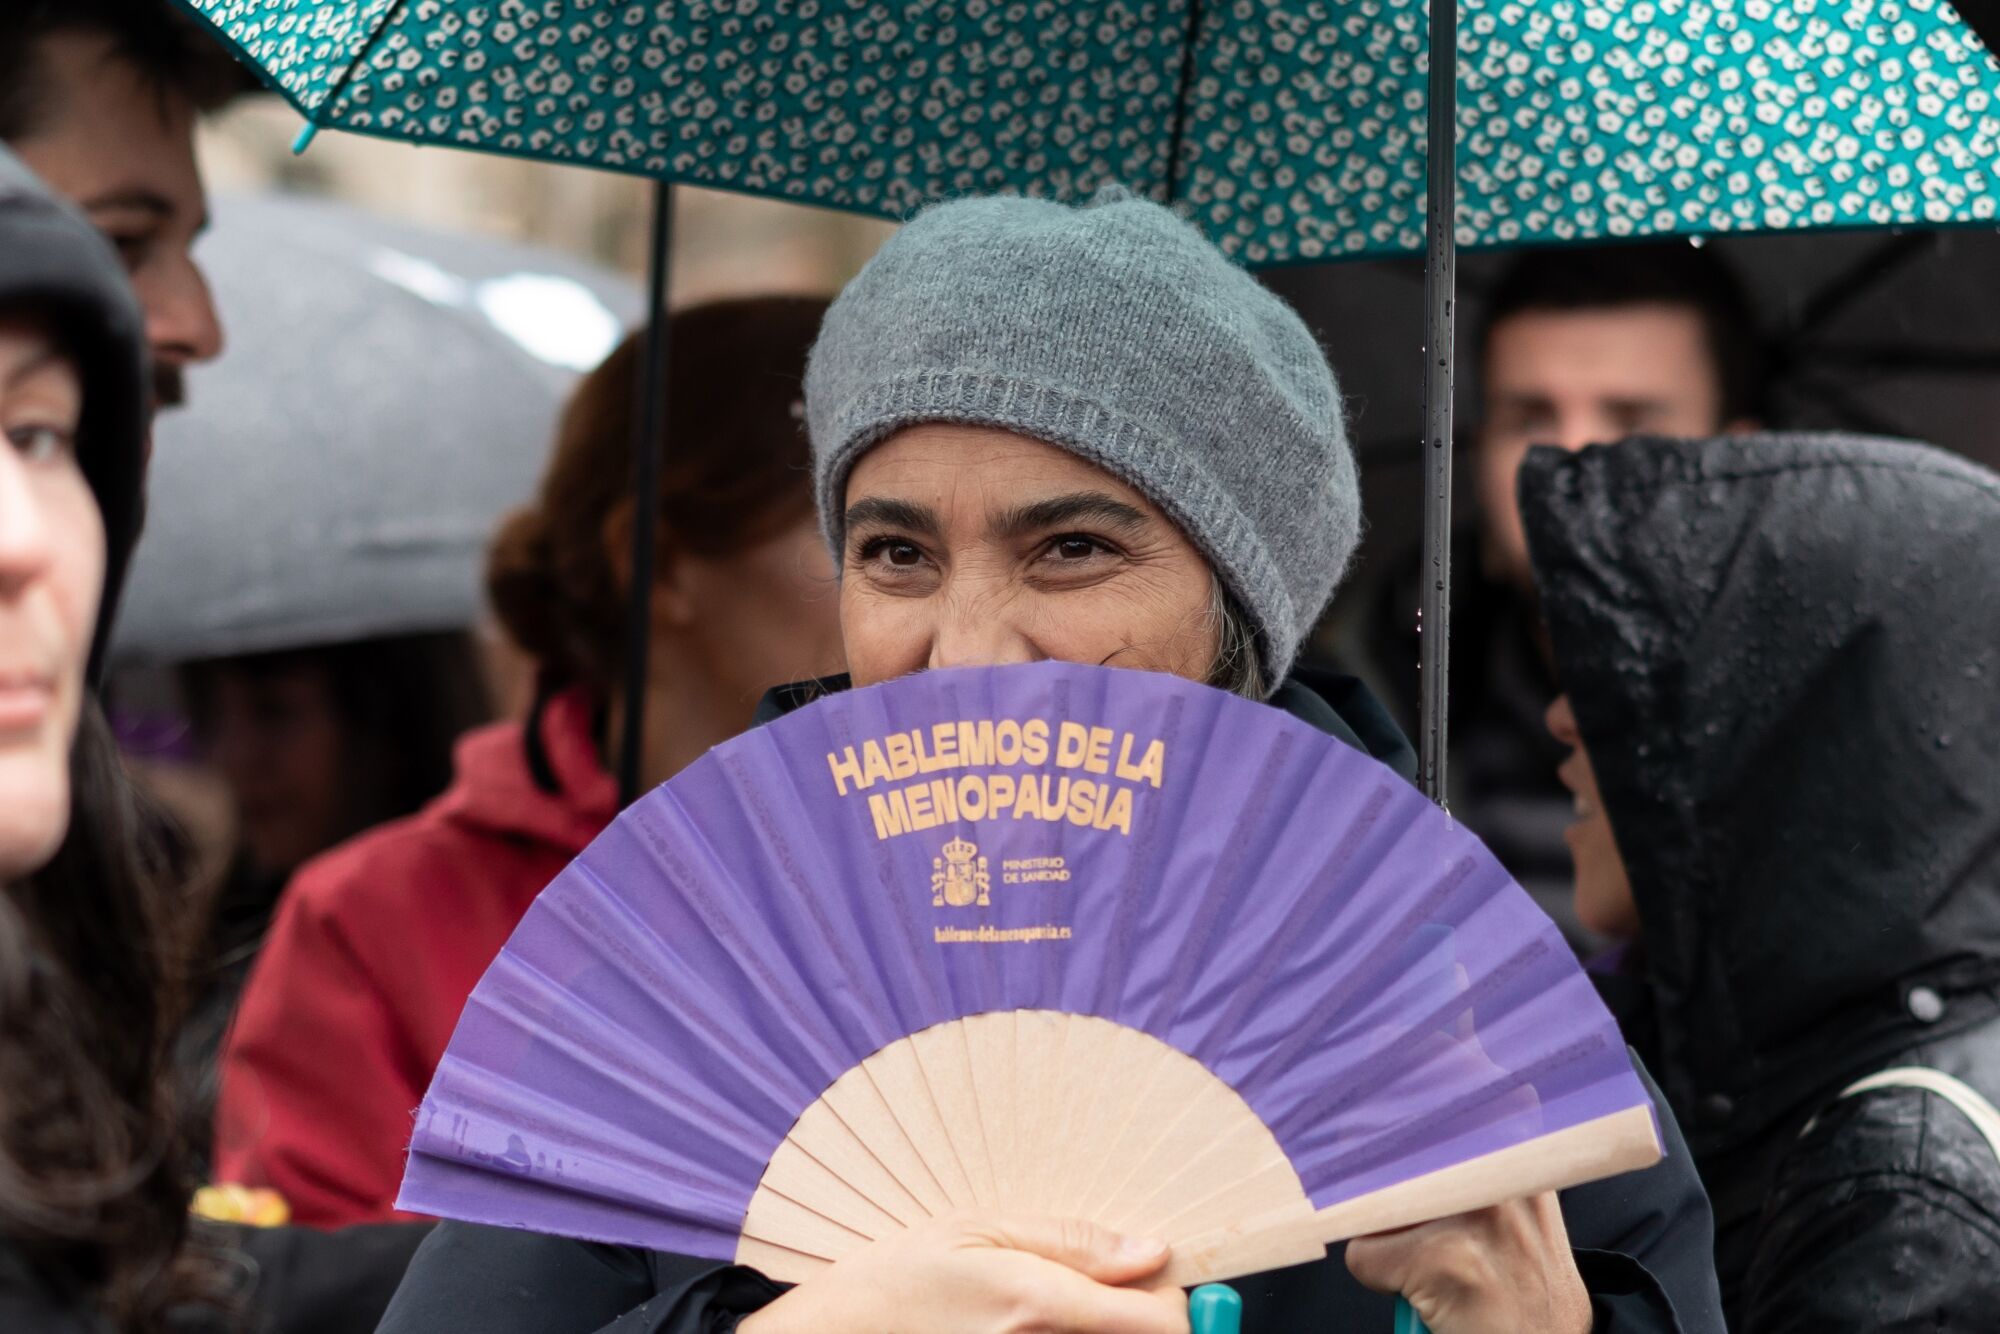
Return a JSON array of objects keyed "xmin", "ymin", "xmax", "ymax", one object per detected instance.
[
  {"xmin": 1345, "ymin": 1192, "xmax": 1592, "ymax": 1334},
  {"xmin": 739, "ymin": 1211, "xmax": 1189, "ymax": 1334}
]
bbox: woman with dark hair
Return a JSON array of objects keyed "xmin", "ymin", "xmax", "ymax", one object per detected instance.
[
  {"xmin": 0, "ymin": 140, "xmax": 191, "ymax": 1327},
  {"xmin": 1, "ymin": 142, "xmax": 427, "ymax": 1334},
  {"xmin": 213, "ymin": 299, "xmax": 846, "ymax": 1228},
  {"xmin": 180, "ymin": 632, "xmax": 494, "ymax": 894}
]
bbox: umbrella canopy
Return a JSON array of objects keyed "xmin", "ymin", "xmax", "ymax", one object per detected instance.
[
  {"xmin": 173, "ymin": 0, "xmax": 2000, "ymax": 811},
  {"xmin": 179, "ymin": 0, "xmax": 1999, "ymax": 264},
  {"xmin": 112, "ymin": 191, "xmax": 640, "ymax": 666}
]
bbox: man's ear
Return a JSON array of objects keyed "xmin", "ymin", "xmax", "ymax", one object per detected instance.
[{"xmin": 601, "ymin": 501, "xmax": 695, "ymax": 630}]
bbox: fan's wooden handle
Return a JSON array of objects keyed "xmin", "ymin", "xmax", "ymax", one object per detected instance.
[
  {"xmin": 1309, "ymin": 1104, "xmax": 1662, "ymax": 1243},
  {"xmin": 1163, "ymin": 1103, "xmax": 1662, "ymax": 1287}
]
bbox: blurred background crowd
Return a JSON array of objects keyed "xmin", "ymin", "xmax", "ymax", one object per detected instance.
[{"xmin": 3, "ymin": 1, "xmax": 1998, "ymax": 1331}]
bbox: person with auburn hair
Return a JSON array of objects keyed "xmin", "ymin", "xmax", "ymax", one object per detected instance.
[{"xmin": 213, "ymin": 298, "xmax": 846, "ymax": 1226}]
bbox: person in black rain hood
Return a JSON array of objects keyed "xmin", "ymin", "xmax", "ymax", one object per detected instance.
[
  {"xmin": 0, "ymin": 144, "xmax": 424, "ymax": 1334},
  {"xmin": 1522, "ymin": 431, "xmax": 2000, "ymax": 1330}
]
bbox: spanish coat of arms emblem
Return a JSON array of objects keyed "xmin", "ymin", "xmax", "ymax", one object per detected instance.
[{"xmin": 932, "ymin": 837, "xmax": 991, "ymax": 907}]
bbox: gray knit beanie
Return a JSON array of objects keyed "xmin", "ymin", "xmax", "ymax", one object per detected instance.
[{"xmin": 804, "ymin": 186, "xmax": 1358, "ymax": 686}]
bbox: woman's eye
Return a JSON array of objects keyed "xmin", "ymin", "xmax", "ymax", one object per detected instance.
[
  {"xmin": 1043, "ymin": 534, "xmax": 1113, "ymax": 563},
  {"xmin": 855, "ymin": 535, "xmax": 929, "ymax": 570},
  {"xmin": 6, "ymin": 424, "xmax": 75, "ymax": 463}
]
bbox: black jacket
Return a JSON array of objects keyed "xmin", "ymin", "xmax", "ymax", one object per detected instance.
[
  {"xmin": 211, "ymin": 1223, "xmax": 433, "ymax": 1334},
  {"xmin": 0, "ymin": 1224, "xmax": 428, "ymax": 1334},
  {"xmin": 0, "ymin": 1242, "xmax": 98, "ymax": 1334},
  {"xmin": 380, "ymin": 669, "xmax": 1724, "ymax": 1334},
  {"xmin": 1522, "ymin": 433, "xmax": 2000, "ymax": 1329}
]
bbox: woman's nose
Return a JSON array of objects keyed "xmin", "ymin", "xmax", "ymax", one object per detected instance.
[
  {"xmin": 0, "ymin": 452, "xmax": 55, "ymax": 593},
  {"xmin": 926, "ymin": 597, "xmax": 1038, "ymax": 672}
]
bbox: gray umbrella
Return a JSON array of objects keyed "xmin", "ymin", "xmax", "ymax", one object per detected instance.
[{"xmin": 111, "ymin": 192, "xmax": 640, "ymax": 666}]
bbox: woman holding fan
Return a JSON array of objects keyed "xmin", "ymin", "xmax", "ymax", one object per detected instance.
[{"xmin": 381, "ymin": 188, "xmax": 1724, "ymax": 1334}]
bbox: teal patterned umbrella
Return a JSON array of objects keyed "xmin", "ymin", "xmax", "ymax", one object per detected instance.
[
  {"xmin": 171, "ymin": 0, "xmax": 2000, "ymax": 816},
  {"xmin": 178, "ymin": 0, "xmax": 1999, "ymax": 263}
]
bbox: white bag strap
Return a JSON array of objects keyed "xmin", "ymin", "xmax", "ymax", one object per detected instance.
[{"xmin": 1825, "ymin": 1066, "xmax": 2000, "ymax": 1166}]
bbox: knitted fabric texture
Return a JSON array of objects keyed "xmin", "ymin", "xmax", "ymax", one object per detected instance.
[{"xmin": 804, "ymin": 187, "xmax": 1358, "ymax": 685}]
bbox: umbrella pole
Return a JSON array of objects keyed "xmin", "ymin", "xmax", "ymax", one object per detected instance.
[
  {"xmin": 1416, "ymin": 0, "xmax": 1458, "ymax": 810},
  {"xmin": 620, "ymin": 180, "xmax": 676, "ymax": 807}
]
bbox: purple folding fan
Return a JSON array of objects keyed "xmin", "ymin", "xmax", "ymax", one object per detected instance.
[{"xmin": 399, "ymin": 662, "xmax": 1660, "ymax": 1284}]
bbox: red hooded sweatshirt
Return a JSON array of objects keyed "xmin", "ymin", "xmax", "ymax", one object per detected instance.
[{"xmin": 213, "ymin": 688, "xmax": 617, "ymax": 1226}]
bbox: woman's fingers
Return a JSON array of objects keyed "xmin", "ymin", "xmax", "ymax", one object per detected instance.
[
  {"xmin": 956, "ymin": 1214, "xmax": 1185, "ymax": 1334},
  {"xmin": 1024, "ymin": 1258, "xmax": 1190, "ymax": 1334},
  {"xmin": 953, "ymin": 1211, "xmax": 1172, "ymax": 1286},
  {"xmin": 739, "ymin": 1210, "xmax": 1189, "ymax": 1334},
  {"xmin": 1345, "ymin": 1194, "xmax": 1591, "ymax": 1334}
]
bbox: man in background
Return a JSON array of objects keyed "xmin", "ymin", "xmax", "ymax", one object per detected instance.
[
  {"xmin": 1360, "ymin": 245, "xmax": 1762, "ymax": 948},
  {"xmin": 1, "ymin": 0, "xmax": 231, "ymax": 422},
  {"xmin": 1473, "ymin": 247, "xmax": 1763, "ymax": 599}
]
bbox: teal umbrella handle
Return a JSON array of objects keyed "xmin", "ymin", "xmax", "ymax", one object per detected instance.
[
  {"xmin": 1189, "ymin": 1283, "xmax": 1242, "ymax": 1334},
  {"xmin": 1189, "ymin": 1282, "xmax": 1426, "ymax": 1332}
]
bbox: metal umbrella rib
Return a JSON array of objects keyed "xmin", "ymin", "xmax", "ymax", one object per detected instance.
[
  {"xmin": 621, "ymin": 182, "xmax": 675, "ymax": 804},
  {"xmin": 1419, "ymin": 0, "xmax": 1456, "ymax": 808}
]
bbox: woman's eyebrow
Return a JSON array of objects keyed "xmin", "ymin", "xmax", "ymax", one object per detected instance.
[
  {"xmin": 844, "ymin": 496, "xmax": 941, "ymax": 536},
  {"xmin": 1, "ymin": 350, "xmax": 70, "ymax": 392},
  {"xmin": 993, "ymin": 492, "xmax": 1151, "ymax": 538}
]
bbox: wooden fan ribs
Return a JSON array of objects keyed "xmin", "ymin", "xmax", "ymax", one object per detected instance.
[
  {"xmin": 852, "ymin": 1038, "xmax": 977, "ymax": 1209},
  {"xmin": 814, "ymin": 1070, "xmax": 950, "ymax": 1218},
  {"xmin": 403, "ymin": 664, "xmax": 1667, "ymax": 1291},
  {"xmin": 737, "ymin": 1013, "xmax": 1320, "ymax": 1284}
]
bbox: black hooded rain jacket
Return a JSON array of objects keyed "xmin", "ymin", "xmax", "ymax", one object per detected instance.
[{"xmin": 1521, "ymin": 432, "xmax": 2000, "ymax": 1331}]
